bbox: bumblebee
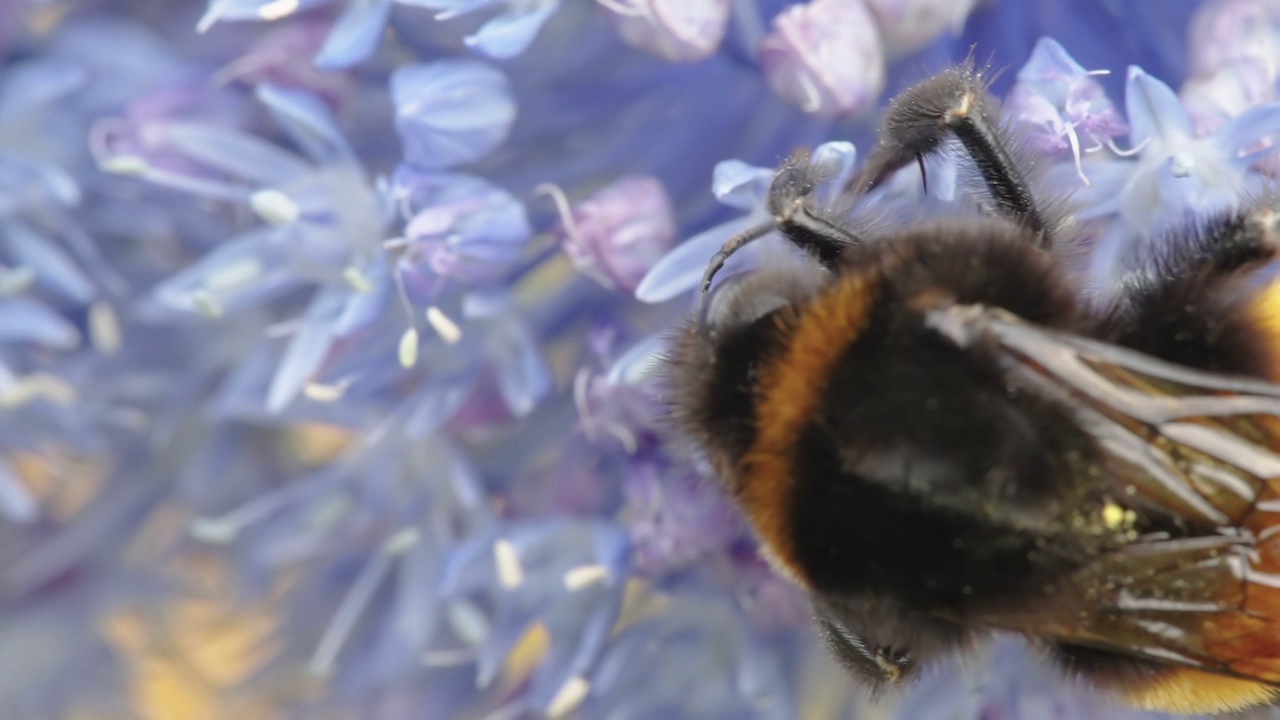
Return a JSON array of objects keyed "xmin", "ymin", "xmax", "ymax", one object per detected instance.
[{"xmin": 665, "ymin": 62, "xmax": 1280, "ymax": 714}]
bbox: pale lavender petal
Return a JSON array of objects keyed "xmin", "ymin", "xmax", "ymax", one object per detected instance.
[
  {"xmin": 863, "ymin": 0, "xmax": 981, "ymax": 57},
  {"xmin": 392, "ymin": 60, "xmax": 517, "ymax": 169},
  {"xmin": 559, "ymin": 175, "xmax": 678, "ymax": 293},
  {"xmin": 314, "ymin": 0, "xmax": 395, "ymax": 69},
  {"xmin": 1186, "ymin": 0, "xmax": 1280, "ymax": 77},
  {"xmin": 759, "ymin": 0, "xmax": 885, "ymax": 119},
  {"xmin": 1181, "ymin": 59, "xmax": 1276, "ymax": 134},
  {"xmin": 606, "ymin": 0, "xmax": 730, "ymax": 63}
]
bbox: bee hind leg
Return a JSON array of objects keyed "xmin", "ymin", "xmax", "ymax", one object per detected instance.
[
  {"xmin": 852, "ymin": 61, "xmax": 1051, "ymax": 241},
  {"xmin": 1104, "ymin": 194, "xmax": 1280, "ymax": 377}
]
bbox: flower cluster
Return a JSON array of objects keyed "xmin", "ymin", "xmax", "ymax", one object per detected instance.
[{"xmin": 0, "ymin": 1, "xmax": 1268, "ymax": 719}]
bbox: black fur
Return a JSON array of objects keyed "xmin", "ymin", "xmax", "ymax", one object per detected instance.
[
  {"xmin": 788, "ymin": 228, "xmax": 1108, "ymax": 608},
  {"xmin": 856, "ymin": 62, "xmax": 1049, "ymax": 238},
  {"xmin": 665, "ymin": 267, "xmax": 821, "ymax": 479},
  {"xmin": 770, "ymin": 149, "xmax": 866, "ymax": 270},
  {"xmin": 1048, "ymin": 643, "xmax": 1181, "ymax": 695},
  {"xmin": 1104, "ymin": 200, "xmax": 1280, "ymax": 377}
]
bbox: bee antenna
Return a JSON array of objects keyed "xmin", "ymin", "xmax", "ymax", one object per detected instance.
[{"xmin": 698, "ymin": 219, "xmax": 777, "ymax": 302}]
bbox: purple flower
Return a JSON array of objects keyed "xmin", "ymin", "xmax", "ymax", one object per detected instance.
[
  {"xmin": 1006, "ymin": 37, "xmax": 1128, "ymax": 184},
  {"xmin": 1064, "ymin": 64, "xmax": 1280, "ymax": 292},
  {"xmin": 549, "ymin": 175, "xmax": 678, "ymax": 293},
  {"xmin": 392, "ymin": 168, "xmax": 532, "ymax": 284}
]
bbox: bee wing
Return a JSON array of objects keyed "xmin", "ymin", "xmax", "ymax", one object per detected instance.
[{"xmin": 926, "ymin": 304, "xmax": 1280, "ymax": 681}]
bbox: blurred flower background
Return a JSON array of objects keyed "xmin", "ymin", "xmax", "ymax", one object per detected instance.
[{"xmin": 2, "ymin": 0, "xmax": 1279, "ymax": 718}]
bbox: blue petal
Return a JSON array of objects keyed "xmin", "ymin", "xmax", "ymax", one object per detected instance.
[
  {"xmin": 486, "ymin": 319, "xmax": 552, "ymax": 417},
  {"xmin": 462, "ymin": 1, "xmax": 559, "ymax": 60},
  {"xmin": 1062, "ymin": 159, "xmax": 1129, "ymax": 220},
  {"xmin": 314, "ymin": 0, "xmax": 395, "ymax": 69},
  {"xmin": 403, "ymin": 373, "xmax": 478, "ymax": 437},
  {"xmin": 1124, "ymin": 66, "xmax": 1192, "ymax": 148},
  {"xmin": 153, "ymin": 227, "xmax": 301, "ymax": 314},
  {"xmin": 586, "ymin": 600, "xmax": 786, "ymax": 717},
  {"xmin": 635, "ymin": 213, "xmax": 768, "ymax": 303},
  {"xmin": 160, "ymin": 123, "xmax": 313, "ymax": 185},
  {"xmin": 4, "ymin": 220, "xmax": 95, "ymax": 304},
  {"xmin": 1016, "ymin": 37, "xmax": 1087, "ymax": 97},
  {"xmin": 0, "ymin": 297, "xmax": 80, "ymax": 348},
  {"xmin": 392, "ymin": 60, "xmax": 516, "ymax": 169},
  {"xmin": 267, "ymin": 287, "xmax": 349, "ymax": 412},
  {"xmin": 923, "ymin": 148, "xmax": 957, "ymax": 202},
  {"xmin": 711, "ymin": 160, "xmax": 773, "ymax": 210},
  {"xmin": 388, "ymin": 541, "xmax": 444, "ymax": 656},
  {"xmin": 1215, "ymin": 101, "xmax": 1280, "ymax": 164},
  {"xmin": 255, "ymin": 84, "xmax": 356, "ymax": 166},
  {"xmin": 0, "ymin": 59, "xmax": 85, "ymax": 124},
  {"xmin": 332, "ymin": 259, "xmax": 392, "ymax": 336}
]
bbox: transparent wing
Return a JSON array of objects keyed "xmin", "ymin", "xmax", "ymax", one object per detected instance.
[{"xmin": 926, "ymin": 304, "xmax": 1280, "ymax": 682}]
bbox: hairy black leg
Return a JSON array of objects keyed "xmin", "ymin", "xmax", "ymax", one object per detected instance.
[
  {"xmin": 1105, "ymin": 196, "xmax": 1280, "ymax": 376},
  {"xmin": 854, "ymin": 63, "xmax": 1049, "ymax": 241},
  {"xmin": 1148, "ymin": 198, "xmax": 1280, "ymax": 278},
  {"xmin": 699, "ymin": 149, "xmax": 866, "ymax": 301}
]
